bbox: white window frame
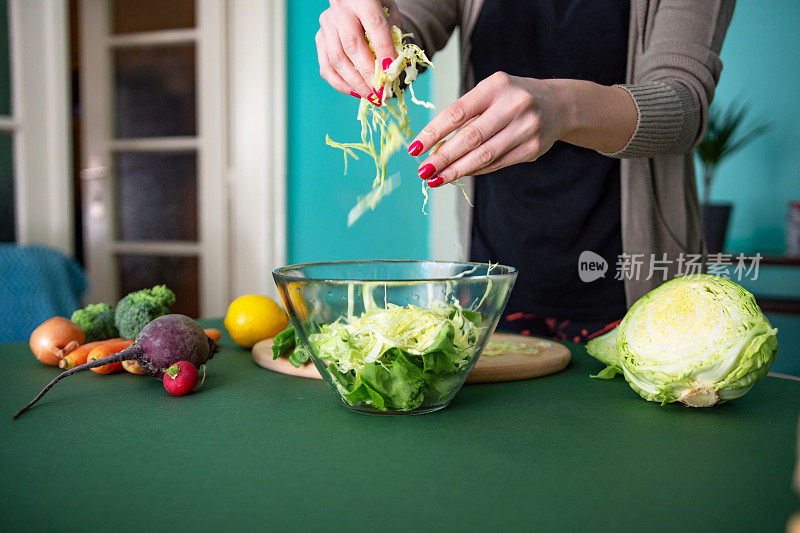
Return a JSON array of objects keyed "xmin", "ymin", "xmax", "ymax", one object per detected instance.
[{"xmin": 8, "ymin": 0, "xmax": 73, "ymax": 255}]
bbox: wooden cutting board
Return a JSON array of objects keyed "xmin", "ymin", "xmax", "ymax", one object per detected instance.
[{"xmin": 252, "ymin": 332, "xmax": 570, "ymax": 384}]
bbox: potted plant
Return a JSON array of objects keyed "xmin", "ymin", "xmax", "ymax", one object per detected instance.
[{"xmin": 696, "ymin": 101, "xmax": 769, "ymax": 253}]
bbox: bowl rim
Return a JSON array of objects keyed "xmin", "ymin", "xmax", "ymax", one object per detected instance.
[{"xmin": 273, "ymin": 259, "xmax": 518, "ymax": 283}]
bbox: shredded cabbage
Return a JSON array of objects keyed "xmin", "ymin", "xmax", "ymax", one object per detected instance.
[
  {"xmin": 311, "ymin": 301, "xmax": 479, "ymax": 374},
  {"xmin": 309, "ymin": 289, "xmax": 483, "ymax": 411},
  {"xmin": 325, "ymin": 25, "xmax": 435, "ymax": 226},
  {"xmin": 482, "ymin": 339, "xmax": 551, "ymax": 357}
]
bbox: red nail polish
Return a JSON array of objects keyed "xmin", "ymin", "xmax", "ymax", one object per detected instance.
[
  {"xmin": 427, "ymin": 176, "xmax": 444, "ymax": 188},
  {"xmin": 349, "ymin": 90, "xmax": 361, "ymax": 98},
  {"xmin": 418, "ymin": 163, "xmax": 436, "ymax": 180},
  {"xmin": 382, "ymin": 57, "xmax": 393, "ymax": 70},
  {"xmin": 408, "ymin": 141, "xmax": 423, "ymax": 156}
]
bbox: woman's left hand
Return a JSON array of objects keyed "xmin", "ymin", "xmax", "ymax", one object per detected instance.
[{"xmin": 408, "ymin": 72, "xmax": 570, "ymax": 187}]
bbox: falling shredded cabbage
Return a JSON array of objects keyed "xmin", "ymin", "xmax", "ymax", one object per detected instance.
[
  {"xmin": 346, "ymin": 172, "xmax": 400, "ymax": 227},
  {"xmin": 325, "ymin": 25, "xmax": 434, "ymax": 226}
]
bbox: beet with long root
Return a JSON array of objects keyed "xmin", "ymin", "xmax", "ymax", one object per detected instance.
[{"xmin": 13, "ymin": 314, "xmax": 218, "ymax": 419}]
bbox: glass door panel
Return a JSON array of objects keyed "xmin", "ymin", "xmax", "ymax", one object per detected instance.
[
  {"xmin": 117, "ymin": 254, "xmax": 199, "ymax": 317},
  {"xmin": 113, "ymin": 44, "xmax": 196, "ymax": 138},
  {"xmin": 114, "ymin": 151, "xmax": 198, "ymax": 241},
  {"xmin": 0, "ymin": 0, "xmax": 9, "ymax": 116},
  {"xmin": 112, "ymin": 0, "xmax": 195, "ymax": 34},
  {"xmin": 0, "ymin": 132, "xmax": 13, "ymax": 242}
]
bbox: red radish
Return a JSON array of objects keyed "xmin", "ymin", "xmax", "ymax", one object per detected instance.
[
  {"xmin": 13, "ymin": 314, "xmax": 218, "ymax": 419},
  {"xmin": 163, "ymin": 361, "xmax": 201, "ymax": 396}
]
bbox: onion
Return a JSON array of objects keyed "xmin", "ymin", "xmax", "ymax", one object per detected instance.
[{"xmin": 29, "ymin": 317, "xmax": 86, "ymax": 366}]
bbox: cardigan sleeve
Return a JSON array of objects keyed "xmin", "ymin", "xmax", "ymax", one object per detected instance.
[
  {"xmin": 605, "ymin": 0, "xmax": 735, "ymax": 158},
  {"xmin": 395, "ymin": 0, "xmax": 459, "ymax": 56}
]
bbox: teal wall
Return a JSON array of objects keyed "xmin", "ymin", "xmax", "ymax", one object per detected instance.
[
  {"xmin": 702, "ymin": 1, "xmax": 800, "ymax": 254},
  {"xmin": 688, "ymin": 2, "xmax": 800, "ymax": 374},
  {"xmin": 287, "ymin": 1, "xmax": 431, "ymax": 264}
]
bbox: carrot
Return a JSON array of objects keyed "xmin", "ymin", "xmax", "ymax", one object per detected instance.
[
  {"xmin": 204, "ymin": 328, "xmax": 222, "ymax": 343},
  {"xmin": 122, "ymin": 360, "xmax": 146, "ymax": 375},
  {"xmin": 59, "ymin": 339, "xmax": 124, "ymax": 370},
  {"xmin": 87, "ymin": 339, "xmax": 133, "ymax": 374}
]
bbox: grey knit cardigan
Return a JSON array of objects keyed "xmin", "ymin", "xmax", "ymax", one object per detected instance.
[{"xmin": 397, "ymin": 0, "xmax": 735, "ymax": 307}]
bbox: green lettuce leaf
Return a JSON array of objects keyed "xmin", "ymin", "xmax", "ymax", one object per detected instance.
[
  {"xmin": 586, "ymin": 327, "xmax": 622, "ymax": 379},
  {"xmin": 312, "ymin": 300, "xmax": 482, "ymax": 411},
  {"xmin": 359, "ymin": 351, "xmax": 426, "ymax": 410},
  {"xmin": 328, "ymin": 365, "xmax": 387, "ymax": 410}
]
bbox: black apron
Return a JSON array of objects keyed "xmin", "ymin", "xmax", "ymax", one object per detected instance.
[{"xmin": 469, "ymin": 0, "xmax": 630, "ymax": 341}]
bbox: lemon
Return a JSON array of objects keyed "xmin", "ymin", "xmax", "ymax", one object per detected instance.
[
  {"xmin": 224, "ymin": 294, "xmax": 288, "ymax": 348},
  {"xmin": 286, "ymin": 282, "xmax": 309, "ymax": 320}
]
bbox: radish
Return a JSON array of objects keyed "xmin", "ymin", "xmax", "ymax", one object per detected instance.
[
  {"xmin": 163, "ymin": 361, "xmax": 201, "ymax": 396},
  {"xmin": 13, "ymin": 314, "xmax": 218, "ymax": 419}
]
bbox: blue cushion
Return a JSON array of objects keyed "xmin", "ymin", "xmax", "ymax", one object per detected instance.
[{"xmin": 0, "ymin": 244, "xmax": 87, "ymax": 344}]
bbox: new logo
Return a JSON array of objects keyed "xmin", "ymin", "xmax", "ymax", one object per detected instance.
[{"xmin": 578, "ymin": 251, "xmax": 608, "ymax": 282}]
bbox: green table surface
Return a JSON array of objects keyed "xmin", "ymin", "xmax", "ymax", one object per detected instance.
[{"xmin": 2, "ymin": 318, "xmax": 799, "ymax": 532}]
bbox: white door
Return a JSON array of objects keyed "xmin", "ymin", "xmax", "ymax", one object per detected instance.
[{"xmin": 79, "ymin": 0, "xmax": 228, "ymax": 317}]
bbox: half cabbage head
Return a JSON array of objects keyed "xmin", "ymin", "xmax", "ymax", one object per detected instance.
[{"xmin": 587, "ymin": 274, "xmax": 778, "ymax": 407}]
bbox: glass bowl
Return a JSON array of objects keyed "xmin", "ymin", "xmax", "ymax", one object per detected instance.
[{"xmin": 273, "ymin": 260, "xmax": 517, "ymax": 414}]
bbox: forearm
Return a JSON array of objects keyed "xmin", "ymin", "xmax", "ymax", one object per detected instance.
[
  {"xmin": 551, "ymin": 79, "xmax": 638, "ymax": 155},
  {"xmin": 408, "ymin": 72, "xmax": 641, "ymax": 186}
]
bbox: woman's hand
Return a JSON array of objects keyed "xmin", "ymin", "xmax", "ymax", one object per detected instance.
[
  {"xmin": 316, "ymin": 0, "xmax": 402, "ymax": 101},
  {"xmin": 409, "ymin": 72, "xmax": 638, "ymax": 187}
]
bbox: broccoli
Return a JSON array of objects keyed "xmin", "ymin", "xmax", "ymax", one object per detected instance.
[
  {"xmin": 115, "ymin": 285, "xmax": 176, "ymax": 339},
  {"xmin": 71, "ymin": 303, "xmax": 119, "ymax": 342}
]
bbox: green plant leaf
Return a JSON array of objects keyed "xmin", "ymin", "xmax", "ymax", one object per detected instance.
[{"xmin": 698, "ymin": 102, "xmax": 769, "ymax": 164}]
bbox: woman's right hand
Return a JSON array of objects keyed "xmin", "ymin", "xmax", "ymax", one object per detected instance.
[{"xmin": 316, "ymin": 0, "xmax": 402, "ymax": 100}]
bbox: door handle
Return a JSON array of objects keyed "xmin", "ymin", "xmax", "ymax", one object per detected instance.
[{"xmin": 81, "ymin": 155, "xmax": 109, "ymax": 220}]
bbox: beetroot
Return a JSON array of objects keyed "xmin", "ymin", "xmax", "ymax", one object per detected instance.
[
  {"xmin": 163, "ymin": 361, "xmax": 201, "ymax": 396},
  {"xmin": 13, "ymin": 315, "xmax": 218, "ymax": 419}
]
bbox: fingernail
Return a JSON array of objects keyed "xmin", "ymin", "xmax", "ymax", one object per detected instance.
[
  {"xmin": 408, "ymin": 141, "xmax": 423, "ymax": 156},
  {"xmin": 418, "ymin": 163, "xmax": 435, "ymax": 180},
  {"xmin": 382, "ymin": 57, "xmax": 392, "ymax": 70},
  {"xmin": 349, "ymin": 90, "xmax": 361, "ymax": 98},
  {"xmin": 427, "ymin": 176, "xmax": 444, "ymax": 188}
]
